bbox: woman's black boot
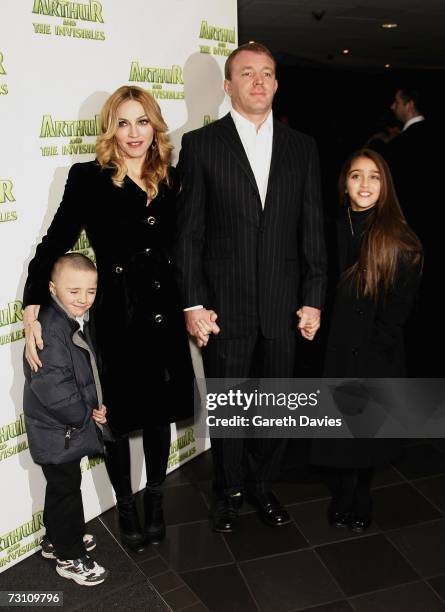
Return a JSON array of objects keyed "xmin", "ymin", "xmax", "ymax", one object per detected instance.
[
  {"xmin": 104, "ymin": 437, "xmax": 146, "ymax": 550},
  {"xmin": 116, "ymin": 495, "xmax": 146, "ymax": 550},
  {"xmin": 141, "ymin": 424, "xmax": 170, "ymax": 544},
  {"xmin": 143, "ymin": 486, "xmax": 166, "ymax": 544}
]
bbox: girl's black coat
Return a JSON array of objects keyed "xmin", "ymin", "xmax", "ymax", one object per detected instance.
[
  {"xmin": 24, "ymin": 161, "xmax": 194, "ymax": 434},
  {"xmin": 311, "ymin": 207, "xmax": 421, "ymax": 468}
]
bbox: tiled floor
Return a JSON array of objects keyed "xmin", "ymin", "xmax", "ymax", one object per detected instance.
[{"xmin": 3, "ymin": 442, "xmax": 445, "ymax": 611}]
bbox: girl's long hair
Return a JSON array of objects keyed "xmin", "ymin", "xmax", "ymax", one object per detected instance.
[
  {"xmin": 96, "ymin": 85, "xmax": 173, "ymax": 199},
  {"xmin": 339, "ymin": 148, "xmax": 423, "ymax": 298}
]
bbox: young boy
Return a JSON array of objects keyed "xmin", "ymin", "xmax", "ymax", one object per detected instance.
[{"xmin": 23, "ymin": 253, "xmax": 109, "ymax": 586}]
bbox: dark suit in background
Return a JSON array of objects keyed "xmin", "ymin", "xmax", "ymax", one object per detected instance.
[
  {"xmin": 386, "ymin": 120, "xmax": 442, "ymax": 376},
  {"xmin": 175, "ymin": 112, "xmax": 327, "ymax": 496},
  {"xmin": 386, "ymin": 120, "xmax": 431, "ymax": 239}
]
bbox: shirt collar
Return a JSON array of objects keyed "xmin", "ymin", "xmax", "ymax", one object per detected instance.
[
  {"xmin": 51, "ymin": 294, "xmax": 89, "ymax": 325},
  {"xmin": 231, "ymin": 107, "xmax": 273, "ymax": 134},
  {"xmin": 402, "ymin": 115, "xmax": 425, "ymax": 132}
]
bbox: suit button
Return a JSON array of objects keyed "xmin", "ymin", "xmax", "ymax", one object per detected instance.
[
  {"xmin": 145, "ymin": 248, "xmax": 152, "ymax": 254},
  {"xmin": 153, "ymin": 280, "xmax": 161, "ymax": 289},
  {"xmin": 154, "ymin": 314, "xmax": 163, "ymax": 323},
  {"xmin": 352, "ymin": 347, "xmax": 359, "ymax": 356},
  {"xmin": 115, "ymin": 266, "xmax": 123, "ymax": 274},
  {"xmin": 355, "ymin": 308, "xmax": 364, "ymax": 315},
  {"xmin": 146, "ymin": 216, "xmax": 156, "ymax": 225}
]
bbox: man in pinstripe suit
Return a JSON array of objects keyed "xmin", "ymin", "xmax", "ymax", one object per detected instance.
[{"xmin": 176, "ymin": 43, "xmax": 327, "ymax": 532}]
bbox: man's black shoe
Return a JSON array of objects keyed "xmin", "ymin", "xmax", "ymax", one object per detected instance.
[
  {"xmin": 212, "ymin": 496, "xmax": 239, "ymax": 533},
  {"xmin": 249, "ymin": 491, "xmax": 291, "ymax": 527}
]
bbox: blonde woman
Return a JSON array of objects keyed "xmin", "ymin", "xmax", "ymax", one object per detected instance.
[{"xmin": 23, "ymin": 86, "xmax": 195, "ymax": 551}]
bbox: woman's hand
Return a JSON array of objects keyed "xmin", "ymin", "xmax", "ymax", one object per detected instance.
[
  {"xmin": 185, "ymin": 308, "xmax": 220, "ymax": 348},
  {"xmin": 24, "ymin": 305, "xmax": 43, "ymax": 371}
]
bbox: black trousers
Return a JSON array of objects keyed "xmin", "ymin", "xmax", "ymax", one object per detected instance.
[
  {"xmin": 41, "ymin": 461, "xmax": 86, "ymax": 561},
  {"xmin": 325, "ymin": 467, "xmax": 374, "ymax": 516},
  {"xmin": 203, "ymin": 331, "xmax": 296, "ymax": 496},
  {"xmin": 104, "ymin": 424, "xmax": 171, "ymax": 498}
]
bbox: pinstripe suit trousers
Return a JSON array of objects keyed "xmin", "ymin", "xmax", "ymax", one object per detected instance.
[{"xmin": 203, "ymin": 331, "xmax": 296, "ymax": 495}]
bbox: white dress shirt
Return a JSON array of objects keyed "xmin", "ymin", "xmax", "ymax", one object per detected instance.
[
  {"xmin": 402, "ymin": 115, "xmax": 425, "ymax": 132},
  {"xmin": 231, "ymin": 108, "xmax": 273, "ymax": 208}
]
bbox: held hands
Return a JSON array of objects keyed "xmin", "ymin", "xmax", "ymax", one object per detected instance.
[
  {"xmin": 185, "ymin": 308, "xmax": 220, "ymax": 348},
  {"xmin": 92, "ymin": 404, "xmax": 107, "ymax": 425},
  {"xmin": 297, "ymin": 306, "xmax": 321, "ymax": 341},
  {"xmin": 24, "ymin": 305, "xmax": 43, "ymax": 372}
]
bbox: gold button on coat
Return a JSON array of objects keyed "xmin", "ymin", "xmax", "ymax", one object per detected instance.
[
  {"xmin": 154, "ymin": 314, "xmax": 163, "ymax": 323},
  {"xmin": 115, "ymin": 266, "xmax": 123, "ymax": 274},
  {"xmin": 147, "ymin": 216, "xmax": 156, "ymax": 225}
]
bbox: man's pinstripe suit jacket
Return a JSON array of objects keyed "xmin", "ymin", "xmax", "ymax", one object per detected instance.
[{"xmin": 175, "ymin": 112, "xmax": 327, "ymax": 339}]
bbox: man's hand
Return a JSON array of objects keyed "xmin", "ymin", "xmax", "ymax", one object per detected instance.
[
  {"xmin": 185, "ymin": 308, "xmax": 220, "ymax": 347},
  {"xmin": 297, "ymin": 306, "xmax": 321, "ymax": 341},
  {"xmin": 92, "ymin": 404, "xmax": 107, "ymax": 425},
  {"xmin": 24, "ymin": 305, "xmax": 43, "ymax": 371}
]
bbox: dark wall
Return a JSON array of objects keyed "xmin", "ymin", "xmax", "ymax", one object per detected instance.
[{"xmin": 273, "ymin": 63, "xmax": 444, "ymax": 214}]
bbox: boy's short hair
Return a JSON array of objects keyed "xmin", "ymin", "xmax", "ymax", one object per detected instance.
[{"xmin": 51, "ymin": 253, "xmax": 97, "ymax": 281}]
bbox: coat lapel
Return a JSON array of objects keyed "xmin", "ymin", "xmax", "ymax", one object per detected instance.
[
  {"xmin": 216, "ymin": 113, "xmax": 260, "ymax": 199},
  {"xmin": 266, "ymin": 118, "xmax": 290, "ymax": 192}
]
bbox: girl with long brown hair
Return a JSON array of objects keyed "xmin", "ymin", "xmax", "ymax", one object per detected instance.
[
  {"xmin": 23, "ymin": 86, "xmax": 195, "ymax": 553},
  {"xmin": 311, "ymin": 148, "xmax": 422, "ymax": 532}
]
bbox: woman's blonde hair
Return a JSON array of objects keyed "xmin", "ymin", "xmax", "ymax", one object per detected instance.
[{"xmin": 96, "ymin": 85, "xmax": 173, "ymax": 199}]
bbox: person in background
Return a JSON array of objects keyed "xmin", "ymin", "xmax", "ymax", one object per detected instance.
[
  {"xmin": 387, "ymin": 87, "xmax": 428, "ymax": 235},
  {"xmin": 387, "ymin": 86, "xmax": 440, "ymax": 377},
  {"xmin": 23, "ymin": 86, "xmax": 195, "ymax": 551}
]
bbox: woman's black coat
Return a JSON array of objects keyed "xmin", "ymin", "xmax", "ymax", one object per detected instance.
[
  {"xmin": 311, "ymin": 207, "xmax": 421, "ymax": 468},
  {"xmin": 24, "ymin": 161, "xmax": 194, "ymax": 434}
]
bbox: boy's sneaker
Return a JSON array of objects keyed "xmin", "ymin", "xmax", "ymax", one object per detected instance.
[
  {"xmin": 41, "ymin": 534, "xmax": 96, "ymax": 560},
  {"xmin": 56, "ymin": 555, "xmax": 108, "ymax": 586}
]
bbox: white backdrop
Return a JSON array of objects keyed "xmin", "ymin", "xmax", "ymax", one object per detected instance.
[{"xmin": 0, "ymin": 0, "xmax": 237, "ymax": 573}]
